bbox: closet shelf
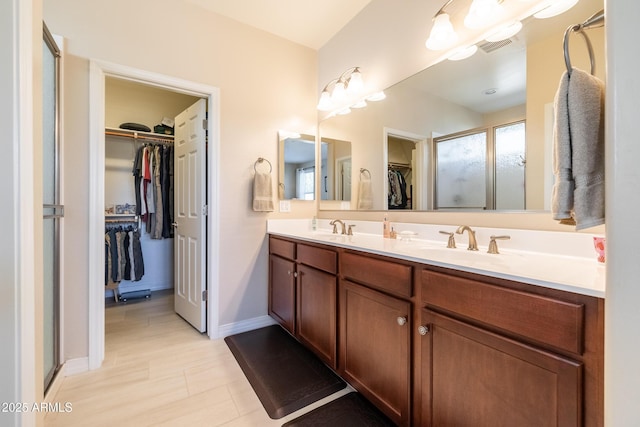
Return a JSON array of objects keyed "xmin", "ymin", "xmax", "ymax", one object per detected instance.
[{"xmin": 105, "ymin": 127, "xmax": 174, "ymax": 143}]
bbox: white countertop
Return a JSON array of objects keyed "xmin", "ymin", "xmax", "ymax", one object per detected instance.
[{"xmin": 267, "ymin": 219, "xmax": 606, "ymax": 298}]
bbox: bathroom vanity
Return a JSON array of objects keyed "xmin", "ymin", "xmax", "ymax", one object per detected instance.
[{"xmin": 267, "ymin": 220, "xmax": 604, "ymax": 426}]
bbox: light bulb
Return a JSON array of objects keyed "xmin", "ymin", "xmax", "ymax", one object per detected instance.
[
  {"xmin": 316, "ymin": 90, "xmax": 332, "ymax": 111},
  {"xmin": 347, "ymin": 68, "xmax": 364, "ymax": 95},
  {"xmin": 426, "ymin": 13, "xmax": 458, "ymax": 51},
  {"xmin": 331, "ymin": 80, "xmax": 346, "ymax": 104},
  {"xmin": 464, "ymin": 0, "xmax": 504, "ymax": 29}
]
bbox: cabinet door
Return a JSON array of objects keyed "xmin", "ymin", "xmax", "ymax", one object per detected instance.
[
  {"xmin": 339, "ymin": 280, "xmax": 411, "ymax": 426},
  {"xmin": 420, "ymin": 309, "xmax": 582, "ymax": 427},
  {"xmin": 296, "ymin": 264, "xmax": 337, "ymax": 368},
  {"xmin": 268, "ymin": 254, "xmax": 296, "ymax": 333}
]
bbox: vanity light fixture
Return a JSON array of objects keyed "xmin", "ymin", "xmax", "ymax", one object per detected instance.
[
  {"xmin": 317, "ymin": 69, "xmax": 386, "ymax": 113},
  {"xmin": 427, "ymin": 0, "xmax": 579, "ymax": 57},
  {"xmin": 464, "ymin": 0, "xmax": 504, "ymax": 30},
  {"xmin": 317, "ymin": 67, "xmax": 364, "ymax": 111},
  {"xmin": 425, "ymin": 1, "xmax": 458, "ymax": 51}
]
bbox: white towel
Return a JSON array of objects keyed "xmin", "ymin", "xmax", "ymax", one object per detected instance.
[
  {"xmin": 551, "ymin": 68, "xmax": 605, "ymax": 230},
  {"xmin": 357, "ymin": 176, "xmax": 373, "ymax": 210},
  {"xmin": 253, "ymin": 171, "xmax": 274, "ymax": 212}
]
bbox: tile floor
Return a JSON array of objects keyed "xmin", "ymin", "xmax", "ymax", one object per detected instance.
[{"xmin": 45, "ymin": 291, "xmax": 351, "ymax": 426}]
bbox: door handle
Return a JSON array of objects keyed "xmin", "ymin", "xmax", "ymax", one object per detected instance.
[{"xmin": 171, "ymin": 222, "xmax": 178, "ymax": 228}]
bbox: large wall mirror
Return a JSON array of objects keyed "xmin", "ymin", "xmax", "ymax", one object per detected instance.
[
  {"xmin": 318, "ymin": 0, "xmax": 604, "ymax": 212},
  {"xmin": 320, "ymin": 136, "xmax": 352, "ymax": 202},
  {"xmin": 278, "ymin": 131, "xmax": 316, "ymax": 200}
]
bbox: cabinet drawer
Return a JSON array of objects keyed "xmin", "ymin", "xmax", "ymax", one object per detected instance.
[
  {"xmin": 297, "ymin": 243, "xmax": 337, "ymax": 274},
  {"xmin": 342, "ymin": 252, "xmax": 412, "ymax": 298},
  {"xmin": 421, "ymin": 270, "xmax": 584, "ymax": 355},
  {"xmin": 269, "ymin": 237, "xmax": 295, "ymax": 260}
]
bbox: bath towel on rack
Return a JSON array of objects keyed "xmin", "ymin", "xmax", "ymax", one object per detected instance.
[
  {"xmin": 253, "ymin": 158, "xmax": 274, "ymax": 212},
  {"xmin": 552, "ymin": 67, "xmax": 605, "ymax": 230},
  {"xmin": 357, "ymin": 169, "xmax": 373, "ymax": 210}
]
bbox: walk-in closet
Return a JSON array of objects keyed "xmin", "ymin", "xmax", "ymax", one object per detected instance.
[
  {"xmin": 104, "ymin": 78, "xmax": 200, "ymax": 305},
  {"xmin": 387, "ymin": 135, "xmax": 415, "ymax": 210}
]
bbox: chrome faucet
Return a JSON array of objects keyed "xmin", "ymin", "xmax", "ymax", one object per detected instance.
[
  {"xmin": 330, "ymin": 219, "xmax": 347, "ymax": 235},
  {"xmin": 456, "ymin": 225, "xmax": 478, "ymax": 251}
]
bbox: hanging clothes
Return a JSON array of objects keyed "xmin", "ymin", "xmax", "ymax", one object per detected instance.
[
  {"xmin": 104, "ymin": 225, "xmax": 145, "ymax": 285},
  {"xmin": 162, "ymin": 146, "xmax": 173, "ymax": 238},
  {"xmin": 388, "ymin": 169, "xmax": 408, "ymax": 209},
  {"xmin": 132, "ymin": 144, "xmax": 174, "ymax": 239}
]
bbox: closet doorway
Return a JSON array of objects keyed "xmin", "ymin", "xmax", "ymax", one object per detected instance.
[
  {"xmin": 104, "ymin": 82, "xmax": 208, "ymax": 332},
  {"xmin": 89, "ymin": 61, "xmax": 220, "ymax": 370},
  {"xmin": 383, "ymin": 128, "xmax": 428, "ymax": 211}
]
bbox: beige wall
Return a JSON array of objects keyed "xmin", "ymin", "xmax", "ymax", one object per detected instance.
[
  {"xmin": 44, "ymin": 0, "xmax": 318, "ymax": 361},
  {"xmin": 105, "ymin": 78, "xmax": 200, "ymax": 130}
]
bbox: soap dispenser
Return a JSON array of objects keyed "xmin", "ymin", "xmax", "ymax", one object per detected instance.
[{"xmin": 383, "ymin": 215, "xmax": 390, "ymax": 238}]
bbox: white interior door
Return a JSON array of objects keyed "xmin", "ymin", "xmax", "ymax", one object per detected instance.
[{"xmin": 174, "ymin": 98, "xmax": 207, "ymax": 332}]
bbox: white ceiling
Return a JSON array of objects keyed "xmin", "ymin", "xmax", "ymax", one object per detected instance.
[{"xmin": 183, "ymin": 0, "xmax": 372, "ymax": 50}]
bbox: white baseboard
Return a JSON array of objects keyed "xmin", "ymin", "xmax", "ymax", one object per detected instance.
[
  {"xmin": 63, "ymin": 357, "xmax": 89, "ymax": 376},
  {"xmin": 217, "ymin": 315, "xmax": 277, "ymax": 338}
]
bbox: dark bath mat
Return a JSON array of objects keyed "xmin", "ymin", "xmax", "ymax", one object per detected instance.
[
  {"xmin": 224, "ymin": 325, "xmax": 346, "ymax": 419},
  {"xmin": 282, "ymin": 392, "xmax": 396, "ymax": 427}
]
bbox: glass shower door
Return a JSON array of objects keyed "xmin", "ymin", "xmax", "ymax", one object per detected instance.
[
  {"xmin": 43, "ymin": 23, "xmax": 62, "ymax": 392},
  {"xmin": 435, "ymin": 131, "xmax": 487, "ymax": 209},
  {"xmin": 495, "ymin": 122, "xmax": 526, "ymax": 210}
]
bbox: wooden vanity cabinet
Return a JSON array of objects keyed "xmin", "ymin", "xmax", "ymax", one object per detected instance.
[
  {"xmin": 268, "ymin": 238, "xmax": 296, "ymax": 333},
  {"xmin": 268, "ymin": 235, "xmax": 604, "ymax": 426},
  {"xmin": 296, "ymin": 243, "xmax": 338, "ymax": 368},
  {"xmin": 339, "ymin": 251, "xmax": 413, "ymax": 426},
  {"xmin": 418, "ymin": 269, "xmax": 604, "ymax": 427},
  {"xmin": 268, "ymin": 236, "xmax": 338, "ymax": 368}
]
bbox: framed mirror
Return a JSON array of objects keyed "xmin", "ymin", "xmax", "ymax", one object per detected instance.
[
  {"xmin": 278, "ymin": 131, "xmax": 316, "ymax": 200},
  {"xmin": 320, "ymin": 136, "xmax": 352, "ymax": 202},
  {"xmin": 318, "ymin": 0, "xmax": 604, "ymax": 212}
]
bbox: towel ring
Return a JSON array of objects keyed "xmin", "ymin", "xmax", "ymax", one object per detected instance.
[
  {"xmin": 254, "ymin": 157, "xmax": 272, "ymax": 173},
  {"xmin": 360, "ymin": 168, "xmax": 371, "ymax": 180},
  {"xmin": 564, "ymin": 25, "xmax": 595, "ymax": 75}
]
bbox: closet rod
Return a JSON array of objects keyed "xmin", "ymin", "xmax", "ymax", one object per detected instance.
[
  {"xmin": 106, "ymin": 129, "xmax": 174, "ymax": 144},
  {"xmin": 388, "ymin": 162, "xmax": 411, "ymax": 169},
  {"xmin": 105, "ymin": 217, "xmax": 139, "ymax": 224}
]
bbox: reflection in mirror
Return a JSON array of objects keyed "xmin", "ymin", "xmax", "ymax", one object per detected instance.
[
  {"xmin": 320, "ymin": 137, "xmax": 352, "ymax": 202},
  {"xmin": 386, "ymin": 132, "xmax": 423, "ymax": 210},
  {"xmin": 278, "ymin": 131, "xmax": 316, "ymax": 200},
  {"xmin": 318, "ymin": 0, "xmax": 604, "ymax": 212},
  {"xmin": 434, "ymin": 121, "xmax": 526, "ymax": 210}
]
